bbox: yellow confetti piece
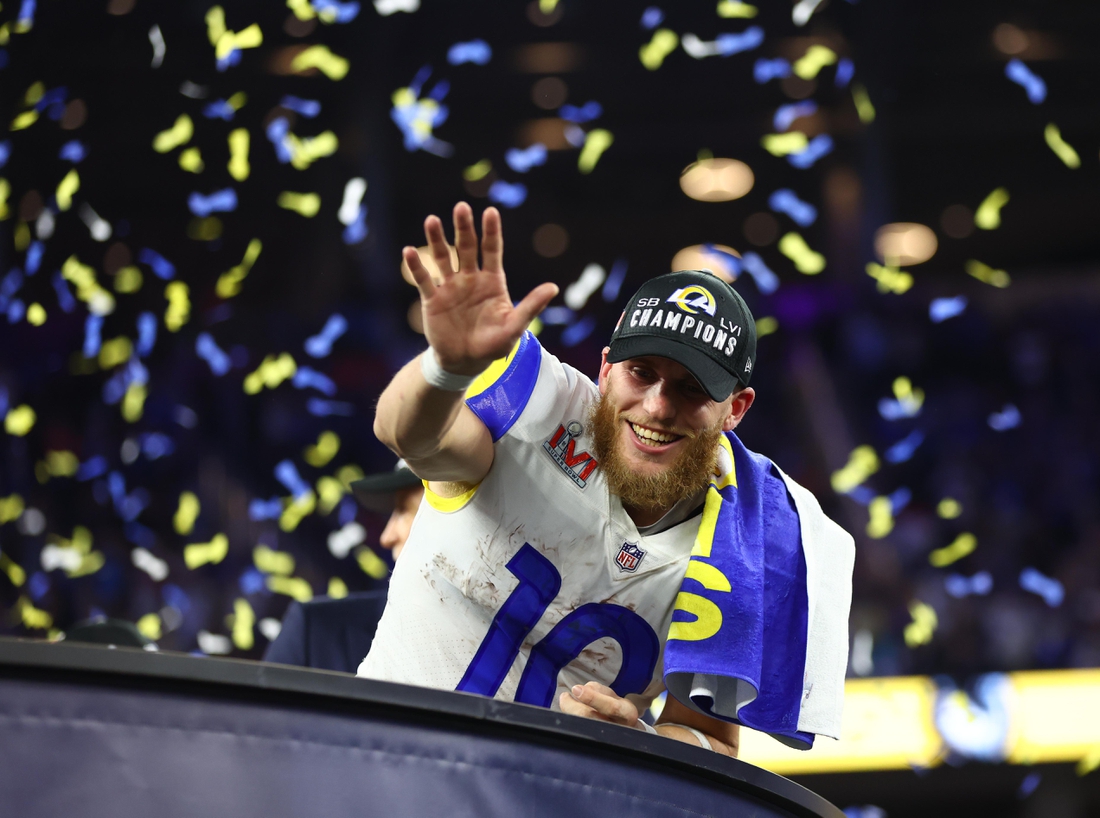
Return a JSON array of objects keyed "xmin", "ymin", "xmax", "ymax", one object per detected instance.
[
  {"xmin": 279, "ymin": 491, "xmax": 316, "ymax": 532},
  {"xmin": 4, "ymin": 405, "xmax": 36, "ymax": 436},
  {"xmin": 761, "ymin": 132, "xmax": 809, "ymax": 157},
  {"xmin": 184, "ymin": 533, "xmax": 229, "ymax": 569},
  {"xmin": 830, "ymin": 445, "xmax": 879, "ymax": 493},
  {"xmin": 866, "ymin": 496, "xmax": 894, "ymax": 539},
  {"xmin": 122, "ymin": 381, "xmax": 146, "ymax": 422},
  {"xmin": 14, "ymin": 220, "xmax": 30, "ymax": 251},
  {"xmin": 136, "ymin": 613, "xmax": 162, "ymax": 641},
  {"xmin": 903, "ymin": 600, "xmax": 937, "ymax": 648},
  {"xmin": 16, "ymin": 595, "xmax": 53, "ymax": 630},
  {"xmin": 114, "ymin": 266, "xmax": 143, "ymax": 293},
  {"xmin": 929, "ymin": 532, "xmax": 977, "ymax": 567},
  {"xmin": 778, "ymin": 232, "xmax": 825, "ymax": 274},
  {"xmin": 227, "ymin": 92, "xmax": 247, "ymax": 110},
  {"xmin": 290, "ymin": 45, "xmax": 350, "ymax": 80},
  {"xmin": 0, "ymin": 553, "xmax": 26, "ymax": 587},
  {"xmin": 277, "ymin": 191, "xmax": 321, "ymax": 217},
  {"xmin": 356, "ymin": 546, "xmax": 389, "ymax": 580},
  {"xmin": 0, "ymin": 494, "xmax": 25, "ymax": 524},
  {"xmin": 539, "ymin": 0, "xmax": 560, "ymax": 13},
  {"xmin": 463, "ymin": 160, "xmax": 492, "ymax": 181},
  {"xmin": 69, "ymin": 549, "xmax": 106, "ymax": 578},
  {"xmin": 174, "ymin": 491, "xmax": 200, "ymax": 535},
  {"xmin": 215, "ymin": 23, "xmax": 263, "ymax": 61},
  {"xmin": 267, "ymin": 575, "xmax": 313, "ymax": 602},
  {"xmin": 316, "ymin": 476, "xmax": 346, "ymax": 515},
  {"xmin": 56, "ymin": 169, "xmax": 80, "ymax": 211},
  {"xmin": 304, "ymin": 431, "xmax": 340, "ymax": 468},
  {"xmin": 1044, "ymin": 123, "xmax": 1081, "ymax": 169},
  {"xmin": 793, "ymin": 45, "xmax": 837, "ymax": 80},
  {"xmin": 717, "ymin": 1, "xmax": 758, "ymax": 18},
  {"xmin": 965, "ymin": 259, "xmax": 1010, "ymax": 288},
  {"xmin": 253, "ymin": 544, "xmax": 295, "ymax": 576},
  {"xmin": 287, "ymin": 0, "xmax": 317, "ymax": 21},
  {"xmin": 1077, "ymin": 746, "xmax": 1100, "ymax": 777},
  {"xmin": 852, "ymin": 83, "xmax": 875, "ymax": 124},
  {"xmin": 974, "ymin": 187, "xmax": 1009, "ymax": 230},
  {"xmin": 62, "ymin": 255, "xmax": 115, "ymax": 316},
  {"xmin": 244, "ymin": 352, "xmax": 297, "ymax": 394},
  {"xmin": 755, "ymin": 316, "xmax": 778, "ymax": 337},
  {"xmin": 228, "ymin": 128, "xmax": 250, "ymax": 180},
  {"xmin": 187, "ymin": 217, "xmax": 222, "ymax": 241},
  {"xmin": 336, "ymin": 463, "xmax": 364, "ymax": 489},
  {"xmin": 45, "ymin": 450, "xmax": 79, "ymax": 477},
  {"xmin": 893, "ymin": 376, "xmax": 925, "ymax": 412},
  {"xmin": 26, "ymin": 302, "xmax": 46, "ymax": 325},
  {"xmin": 25, "ymin": 83, "xmax": 45, "ymax": 106},
  {"xmin": 0, "ymin": 23, "xmax": 10, "ymax": 47},
  {"xmin": 230, "ymin": 598, "xmax": 255, "ymax": 649},
  {"xmin": 98, "ymin": 336, "xmax": 132, "ymax": 369},
  {"xmin": 639, "ymin": 29, "xmax": 678, "ymax": 71},
  {"xmin": 578, "ymin": 129, "xmax": 613, "ymax": 174},
  {"xmin": 153, "ymin": 114, "xmax": 194, "ymax": 153},
  {"xmin": 10, "ymin": 109, "xmax": 38, "ymax": 131},
  {"xmin": 205, "ymin": 5, "xmax": 227, "ymax": 43},
  {"xmin": 179, "ymin": 147, "xmax": 204, "ymax": 173},
  {"xmin": 0, "ymin": 178, "xmax": 9, "ymax": 219},
  {"xmin": 936, "ymin": 498, "xmax": 962, "ymax": 519},
  {"xmin": 865, "ymin": 262, "xmax": 913, "ymax": 294},
  {"xmin": 287, "ymin": 131, "xmax": 338, "ymax": 170},
  {"xmin": 165, "ymin": 281, "xmax": 191, "ymax": 331},
  {"xmin": 327, "ymin": 576, "xmax": 349, "ymax": 598},
  {"xmin": 215, "ymin": 238, "xmax": 262, "ymax": 299}
]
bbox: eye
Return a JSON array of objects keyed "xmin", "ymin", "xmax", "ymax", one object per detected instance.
[
  {"xmin": 630, "ymin": 365, "xmax": 654, "ymax": 381},
  {"xmin": 681, "ymin": 380, "xmax": 706, "ymax": 397}
]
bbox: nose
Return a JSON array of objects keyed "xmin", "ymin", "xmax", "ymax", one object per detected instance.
[
  {"xmin": 640, "ymin": 380, "xmax": 676, "ymax": 422},
  {"xmin": 379, "ymin": 515, "xmax": 400, "ymax": 550}
]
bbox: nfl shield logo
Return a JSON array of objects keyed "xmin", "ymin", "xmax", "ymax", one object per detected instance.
[{"xmin": 615, "ymin": 542, "xmax": 645, "ymax": 573}]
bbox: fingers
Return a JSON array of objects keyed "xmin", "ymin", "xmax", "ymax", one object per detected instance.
[
  {"xmin": 424, "ymin": 215, "xmax": 456, "ymax": 279},
  {"xmin": 508, "ymin": 282, "xmax": 560, "ymax": 335},
  {"xmin": 403, "ymin": 246, "xmax": 437, "ymax": 300},
  {"xmin": 563, "ymin": 681, "xmax": 639, "ymax": 725},
  {"xmin": 481, "ymin": 207, "xmax": 503, "ymax": 273},
  {"xmin": 453, "ymin": 202, "xmax": 479, "ymax": 273}
]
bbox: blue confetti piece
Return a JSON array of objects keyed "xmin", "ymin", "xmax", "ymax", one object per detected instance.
[
  {"xmin": 34, "ymin": 85, "xmax": 65, "ymax": 113},
  {"xmin": 202, "ymin": 99, "xmax": 236, "ymax": 121},
  {"xmin": 239, "ymin": 567, "xmax": 268, "ymax": 596},
  {"xmin": 427, "ymin": 79, "xmax": 450, "ymax": 103},
  {"xmin": 773, "ymin": 101, "xmax": 818, "ymax": 132},
  {"xmin": 306, "ymin": 398, "xmax": 354, "ymax": 417},
  {"xmin": 409, "ymin": 65, "xmax": 432, "ymax": 97},
  {"xmin": 716, "ymin": 26, "xmax": 764, "ymax": 56},
  {"xmin": 1019, "ymin": 567, "xmax": 1064, "ymax": 607},
  {"xmin": 0, "ymin": 385, "xmax": 8, "ymax": 416},
  {"xmin": 162, "ymin": 583, "xmax": 192, "ymax": 614},
  {"xmin": 988, "ymin": 403, "xmax": 1021, "ymax": 431},
  {"xmin": 754, "ymin": 57, "xmax": 790, "ymax": 83},
  {"xmin": 601, "ymin": 259, "xmax": 628, "ymax": 302},
  {"xmin": 312, "ymin": 0, "xmax": 360, "ymax": 23},
  {"xmin": 76, "ymin": 456, "xmax": 108, "ymax": 481},
  {"xmin": 52, "ymin": 271, "xmax": 76, "ymax": 312},
  {"xmin": 559, "ymin": 101, "xmax": 603, "ymax": 123},
  {"xmin": 57, "ymin": 140, "xmax": 87, "ymax": 163},
  {"xmin": 945, "ymin": 571, "xmax": 993, "ymax": 599},
  {"xmin": 25, "ymin": 242, "xmax": 44, "ymax": 275},
  {"xmin": 83, "ymin": 314, "xmax": 104, "ymax": 358},
  {"xmin": 195, "ymin": 332, "xmax": 231, "ymax": 376},
  {"xmin": 740, "ymin": 252, "xmax": 779, "ymax": 294},
  {"xmin": 563, "ymin": 124, "xmax": 587, "ymax": 148},
  {"xmin": 216, "ymin": 47, "xmax": 243, "ymax": 72},
  {"xmin": 641, "ymin": 6, "xmax": 664, "ymax": 29},
  {"xmin": 561, "ymin": 315, "xmax": 597, "ymax": 347},
  {"xmin": 6, "ymin": 299, "xmax": 25, "ymax": 323},
  {"xmin": 136, "ymin": 311, "xmax": 157, "ymax": 357},
  {"xmin": 884, "ymin": 429, "xmax": 924, "ymax": 463},
  {"xmin": 1018, "ymin": 772, "xmax": 1042, "ymax": 800},
  {"xmin": 304, "ymin": 313, "xmax": 348, "ymax": 358},
  {"xmin": 447, "ymin": 39, "xmax": 492, "ymax": 66},
  {"xmin": 28, "ymin": 571, "xmax": 50, "ymax": 601},
  {"xmin": 505, "ymin": 143, "xmax": 547, "ymax": 173},
  {"xmin": 787, "ymin": 134, "xmax": 834, "ymax": 169},
  {"xmin": 1005, "ymin": 59, "xmax": 1046, "ymax": 105},
  {"xmin": 266, "ymin": 117, "xmax": 294, "ymax": 164},
  {"xmin": 488, "ymin": 180, "xmax": 527, "ymax": 209},
  {"xmin": 187, "ymin": 188, "xmax": 238, "ymax": 217},
  {"xmin": 337, "ymin": 495, "xmax": 358, "ymax": 525},
  {"xmin": 279, "ymin": 95, "xmax": 321, "ymax": 118},
  {"xmin": 138, "ymin": 248, "xmax": 176, "ymax": 280},
  {"xmin": 0, "ymin": 140, "xmax": 10, "ymax": 169},
  {"xmin": 342, "ymin": 205, "xmax": 368, "ymax": 245},
  {"xmin": 292, "ymin": 366, "xmax": 337, "ymax": 396},
  {"xmin": 929, "ymin": 295, "xmax": 967, "ymax": 323},
  {"xmin": 887, "ymin": 486, "xmax": 911, "ymax": 513},
  {"xmin": 249, "ymin": 497, "xmax": 284, "ymax": 521},
  {"xmin": 275, "ymin": 460, "xmax": 311, "ymax": 500},
  {"xmin": 834, "ymin": 57, "xmax": 854, "ymax": 88},
  {"xmin": 124, "ymin": 521, "xmax": 157, "ymax": 549},
  {"xmin": 845, "ymin": 486, "xmax": 876, "ymax": 505},
  {"xmin": 0, "ymin": 267, "xmax": 22, "ymax": 299},
  {"xmin": 768, "ymin": 188, "xmax": 818, "ymax": 227},
  {"xmin": 702, "ymin": 243, "xmax": 742, "ymax": 277},
  {"xmin": 541, "ymin": 306, "xmax": 575, "ymax": 325},
  {"xmin": 17, "ymin": 0, "xmax": 35, "ymax": 28},
  {"xmin": 140, "ymin": 432, "xmax": 175, "ymax": 459}
]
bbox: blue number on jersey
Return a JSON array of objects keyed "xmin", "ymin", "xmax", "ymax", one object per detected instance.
[{"xmin": 456, "ymin": 543, "xmax": 660, "ymax": 707}]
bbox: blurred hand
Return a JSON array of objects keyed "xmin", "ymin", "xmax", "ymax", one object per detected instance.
[{"xmin": 558, "ymin": 680, "xmax": 646, "ymax": 730}]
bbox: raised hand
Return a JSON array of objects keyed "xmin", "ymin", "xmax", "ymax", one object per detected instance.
[
  {"xmin": 559, "ymin": 681, "xmax": 645, "ymax": 730},
  {"xmin": 404, "ymin": 202, "xmax": 558, "ymax": 376}
]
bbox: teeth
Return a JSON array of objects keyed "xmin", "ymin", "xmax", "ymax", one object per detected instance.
[{"xmin": 631, "ymin": 423, "xmax": 676, "ymax": 446}]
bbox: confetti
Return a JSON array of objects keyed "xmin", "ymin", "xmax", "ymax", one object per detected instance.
[
  {"xmin": 988, "ymin": 403, "xmax": 1021, "ymax": 431},
  {"xmin": 184, "ymin": 533, "xmax": 229, "ymax": 569},
  {"xmin": 373, "ymin": 0, "xmax": 419, "ymax": 15},
  {"xmin": 132, "ymin": 547, "xmax": 169, "ymax": 581},
  {"xmin": 153, "ymin": 114, "xmax": 193, "ymax": 153},
  {"xmin": 639, "ymin": 29, "xmax": 679, "ymax": 71},
  {"xmin": 197, "ymin": 630, "xmax": 232, "ymax": 654},
  {"xmin": 830, "ymin": 445, "xmax": 879, "ymax": 493},
  {"xmin": 834, "ymin": 57, "xmax": 854, "ymax": 88},
  {"xmin": 195, "ymin": 332, "xmax": 231, "ymax": 375},
  {"xmin": 600, "ymin": 259, "xmax": 628, "ymax": 301},
  {"xmin": 179, "ymin": 147, "xmax": 204, "ymax": 173},
  {"xmin": 1004, "ymin": 59, "xmax": 1046, "ymax": 104},
  {"xmin": 188, "ymin": 188, "xmax": 238, "ymax": 217},
  {"xmin": 0, "ymin": 552, "xmax": 27, "ymax": 587},
  {"xmin": 275, "ymin": 460, "xmax": 312, "ymax": 501},
  {"xmin": 505, "ymin": 143, "xmax": 547, "ymax": 173},
  {"xmin": 292, "ymin": 366, "xmax": 336, "ymax": 395},
  {"xmin": 578, "ymin": 129, "xmax": 614, "ymax": 174},
  {"xmin": 903, "ymin": 600, "xmax": 937, "ymax": 648},
  {"xmin": 328, "ymin": 521, "xmax": 366, "ymax": 558},
  {"xmin": 447, "ymin": 39, "xmax": 491, "ymax": 66},
  {"xmin": 278, "ymin": 96, "xmax": 321, "ymax": 120},
  {"xmin": 304, "ymin": 313, "xmax": 348, "ymax": 357},
  {"xmin": 316, "ymin": 476, "xmax": 347, "ymax": 514},
  {"xmin": 286, "ymin": 130, "xmax": 338, "ymax": 170},
  {"xmin": 865, "ymin": 262, "xmax": 913, "ymax": 294},
  {"xmin": 206, "ymin": 8, "xmax": 263, "ymax": 72},
  {"xmin": 267, "ymin": 574, "xmax": 313, "ymax": 601},
  {"xmin": 14, "ymin": 596, "xmax": 52, "ymax": 630},
  {"xmin": 338, "ymin": 178, "xmax": 367, "ymax": 224},
  {"xmin": 164, "ymin": 281, "xmax": 190, "ymax": 331},
  {"xmin": 717, "ymin": 1, "xmax": 757, "ymax": 18},
  {"xmin": 258, "ymin": 617, "xmax": 281, "ymax": 641},
  {"xmin": 884, "ymin": 430, "xmax": 924, "ymax": 463},
  {"xmin": 26, "ymin": 303, "xmax": 46, "ymax": 325},
  {"xmin": 773, "ymin": 101, "xmax": 817, "ymax": 132},
  {"xmin": 945, "ymin": 571, "xmax": 992, "ymax": 599},
  {"xmin": 327, "ymin": 577, "xmax": 349, "ymax": 598},
  {"xmin": 929, "ymin": 533, "xmax": 977, "ymax": 567},
  {"xmin": 755, "ymin": 316, "xmax": 778, "ymax": 337},
  {"xmin": 356, "ymin": 546, "xmax": 389, "ymax": 579},
  {"xmin": 1017, "ymin": 773, "xmax": 1042, "ymax": 799},
  {"xmin": 792, "ymin": 44, "xmax": 836, "ymax": 79},
  {"xmin": 4, "ymin": 404, "xmax": 36, "ymax": 436},
  {"xmin": 303, "ymin": 431, "xmax": 340, "ymax": 468},
  {"xmin": 229, "ymin": 598, "xmax": 255, "ymax": 649},
  {"xmin": 215, "ymin": 239, "xmax": 262, "ymax": 298},
  {"xmin": 227, "ymin": 128, "xmax": 250, "ymax": 180},
  {"xmin": 0, "ymin": 494, "xmax": 25, "ymax": 524},
  {"xmin": 878, "ymin": 377, "xmax": 924, "ymax": 420},
  {"xmin": 291, "ymin": 45, "xmax": 349, "ymax": 80},
  {"xmin": 768, "ymin": 188, "xmax": 817, "ymax": 226},
  {"xmin": 965, "ymin": 259, "xmax": 1010, "ymax": 288},
  {"xmin": 681, "ymin": 27, "xmax": 763, "ymax": 59},
  {"xmin": 640, "ymin": 7, "xmax": 664, "ymax": 29},
  {"xmin": 866, "ymin": 496, "xmax": 894, "ymax": 538},
  {"xmin": 463, "ymin": 160, "xmax": 491, "ymax": 181},
  {"xmin": 1077, "ymin": 747, "xmax": 1100, "ymax": 777},
  {"xmin": 974, "ymin": 187, "xmax": 1009, "ymax": 229},
  {"xmin": 254, "ymin": 545, "xmax": 295, "ymax": 576},
  {"xmin": 1044, "ymin": 123, "xmax": 1080, "ymax": 169},
  {"xmin": 55, "ymin": 169, "xmax": 79, "ymax": 211},
  {"xmin": 1019, "ymin": 567, "xmax": 1064, "ymax": 607},
  {"xmin": 487, "ymin": 180, "xmax": 527, "ymax": 208},
  {"xmin": 59, "ymin": 140, "xmax": 87, "ymax": 163},
  {"xmin": 559, "ymin": 101, "xmax": 602, "ymax": 124},
  {"xmin": 787, "ymin": 134, "xmax": 833, "ymax": 168},
  {"xmin": 277, "ymin": 191, "xmax": 321, "ymax": 217},
  {"xmin": 778, "ymin": 231, "xmax": 825, "ymax": 274},
  {"xmin": 147, "ymin": 24, "xmax": 165, "ymax": 67},
  {"xmin": 564, "ymin": 263, "xmax": 607, "ymax": 310},
  {"xmin": 929, "ymin": 296, "xmax": 967, "ymax": 323},
  {"xmin": 306, "ymin": 398, "xmax": 354, "ymax": 417},
  {"xmin": 761, "ymin": 132, "xmax": 808, "ymax": 157},
  {"xmin": 244, "ymin": 353, "xmax": 297, "ymax": 394},
  {"xmin": 312, "ymin": 0, "xmax": 361, "ymax": 24},
  {"xmin": 754, "ymin": 57, "xmax": 790, "ymax": 83},
  {"xmin": 937, "ymin": 498, "xmax": 962, "ymax": 519}
]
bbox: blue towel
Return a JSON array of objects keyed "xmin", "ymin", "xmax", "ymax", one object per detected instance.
[{"xmin": 663, "ymin": 432, "xmax": 854, "ymax": 749}]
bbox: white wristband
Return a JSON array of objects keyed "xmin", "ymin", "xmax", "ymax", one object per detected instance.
[
  {"xmin": 659, "ymin": 723, "xmax": 713, "ymax": 751},
  {"xmin": 637, "ymin": 719, "xmax": 658, "ymax": 735},
  {"xmin": 420, "ymin": 349, "xmax": 477, "ymax": 392}
]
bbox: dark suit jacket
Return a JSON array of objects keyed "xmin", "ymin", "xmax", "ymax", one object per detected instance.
[{"xmin": 262, "ymin": 590, "xmax": 388, "ymax": 674}]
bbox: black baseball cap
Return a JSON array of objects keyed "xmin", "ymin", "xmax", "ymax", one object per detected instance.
[
  {"xmin": 350, "ymin": 459, "xmax": 423, "ymax": 513},
  {"xmin": 607, "ymin": 270, "xmax": 757, "ymax": 400}
]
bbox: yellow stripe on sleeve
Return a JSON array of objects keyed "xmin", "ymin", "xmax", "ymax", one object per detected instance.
[{"xmin": 422, "ymin": 480, "xmax": 480, "ymax": 513}]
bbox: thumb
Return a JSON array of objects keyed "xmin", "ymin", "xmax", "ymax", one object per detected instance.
[{"xmin": 510, "ymin": 282, "xmax": 559, "ymax": 332}]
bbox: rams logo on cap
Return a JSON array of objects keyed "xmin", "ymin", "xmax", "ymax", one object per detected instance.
[{"xmin": 666, "ymin": 285, "xmax": 717, "ymax": 316}]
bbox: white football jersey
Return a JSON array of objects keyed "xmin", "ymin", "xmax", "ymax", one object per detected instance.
[{"xmin": 359, "ymin": 333, "xmax": 699, "ymax": 710}]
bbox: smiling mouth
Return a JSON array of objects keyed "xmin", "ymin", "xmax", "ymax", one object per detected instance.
[{"xmin": 629, "ymin": 421, "xmax": 683, "ymax": 448}]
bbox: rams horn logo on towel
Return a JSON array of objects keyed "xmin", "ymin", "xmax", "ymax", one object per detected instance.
[
  {"xmin": 543, "ymin": 420, "xmax": 599, "ymax": 489},
  {"xmin": 666, "ymin": 285, "xmax": 717, "ymax": 316},
  {"xmin": 615, "ymin": 541, "xmax": 646, "ymax": 573}
]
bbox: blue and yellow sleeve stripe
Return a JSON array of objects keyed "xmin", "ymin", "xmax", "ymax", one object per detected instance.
[{"xmin": 464, "ymin": 330, "xmax": 542, "ymax": 442}]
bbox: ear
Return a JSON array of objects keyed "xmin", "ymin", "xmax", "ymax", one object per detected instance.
[
  {"xmin": 598, "ymin": 347, "xmax": 612, "ymax": 395},
  {"xmin": 721, "ymin": 387, "xmax": 755, "ymax": 432}
]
